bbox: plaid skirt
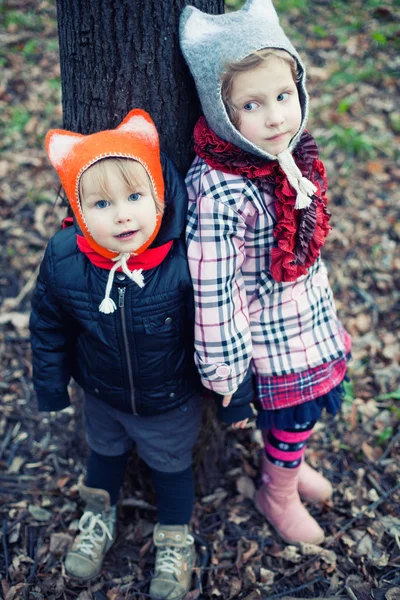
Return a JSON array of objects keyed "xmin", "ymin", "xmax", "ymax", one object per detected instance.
[
  {"xmin": 256, "ymin": 378, "xmax": 346, "ymax": 430},
  {"xmin": 255, "ymin": 354, "xmax": 350, "ymax": 430}
]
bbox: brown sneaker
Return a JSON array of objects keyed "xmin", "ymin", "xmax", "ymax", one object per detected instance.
[
  {"xmin": 149, "ymin": 524, "xmax": 195, "ymax": 600},
  {"xmin": 64, "ymin": 483, "xmax": 117, "ymax": 580}
]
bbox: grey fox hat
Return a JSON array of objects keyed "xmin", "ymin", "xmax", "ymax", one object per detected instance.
[{"xmin": 180, "ymin": 0, "xmax": 316, "ymax": 209}]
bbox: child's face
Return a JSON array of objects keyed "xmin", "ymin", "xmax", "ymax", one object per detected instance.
[
  {"xmin": 229, "ymin": 56, "xmax": 302, "ymax": 155},
  {"xmin": 80, "ymin": 163, "xmax": 158, "ymax": 254}
]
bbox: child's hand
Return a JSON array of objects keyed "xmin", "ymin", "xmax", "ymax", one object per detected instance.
[
  {"xmin": 232, "ymin": 418, "xmax": 249, "ymax": 429},
  {"xmin": 222, "ymin": 394, "xmax": 233, "ymax": 407}
]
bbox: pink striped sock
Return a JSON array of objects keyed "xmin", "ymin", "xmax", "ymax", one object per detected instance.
[{"xmin": 263, "ymin": 426, "xmax": 313, "ymax": 469}]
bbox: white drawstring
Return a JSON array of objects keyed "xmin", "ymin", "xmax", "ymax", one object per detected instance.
[
  {"xmin": 99, "ymin": 253, "xmax": 144, "ymax": 314},
  {"xmin": 74, "ymin": 511, "xmax": 113, "ymax": 557},
  {"xmin": 277, "ymin": 149, "xmax": 317, "ymax": 210}
]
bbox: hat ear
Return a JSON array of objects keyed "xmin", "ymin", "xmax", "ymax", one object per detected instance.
[
  {"xmin": 243, "ymin": 0, "xmax": 280, "ymax": 21},
  {"xmin": 46, "ymin": 130, "xmax": 84, "ymax": 169},
  {"xmin": 181, "ymin": 6, "xmax": 223, "ymax": 45},
  {"xmin": 117, "ymin": 109, "xmax": 158, "ymax": 144}
]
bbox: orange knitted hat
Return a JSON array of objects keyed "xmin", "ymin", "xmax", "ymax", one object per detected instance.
[{"xmin": 46, "ymin": 109, "xmax": 164, "ymax": 260}]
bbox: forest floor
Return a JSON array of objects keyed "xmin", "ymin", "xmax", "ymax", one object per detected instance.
[{"xmin": 0, "ymin": 0, "xmax": 400, "ymax": 599}]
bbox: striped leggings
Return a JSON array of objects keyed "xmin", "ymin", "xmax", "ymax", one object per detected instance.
[{"xmin": 263, "ymin": 420, "xmax": 316, "ymax": 468}]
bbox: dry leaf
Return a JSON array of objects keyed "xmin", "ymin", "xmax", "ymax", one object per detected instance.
[
  {"xmin": 228, "ymin": 577, "xmax": 242, "ymax": 599},
  {"xmin": 274, "ymin": 545, "xmax": 301, "ymax": 563},
  {"xmin": 380, "ymin": 516, "xmax": 400, "ymax": 538},
  {"xmin": 366, "ymin": 161, "xmax": 384, "ymax": 175},
  {"xmin": 361, "ymin": 442, "xmax": 383, "ymax": 462},
  {"xmin": 0, "ymin": 312, "xmax": 30, "ymax": 329},
  {"xmin": 370, "ymin": 552, "xmax": 389, "ymax": 568},
  {"xmin": 49, "ymin": 532, "xmax": 73, "ymax": 555},
  {"xmin": 236, "ymin": 475, "xmax": 256, "ymax": 500},
  {"xmin": 242, "ymin": 541, "xmax": 259, "ymax": 563},
  {"xmin": 260, "ymin": 568, "xmax": 275, "ymax": 586},
  {"xmin": 28, "ymin": 505, "xmax": 52, "ymax": 522}
]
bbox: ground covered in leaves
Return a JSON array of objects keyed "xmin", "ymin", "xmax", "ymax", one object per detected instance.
[{"xmin": 0, "ymin": 0, "xmax": 400, "ymax": 598}]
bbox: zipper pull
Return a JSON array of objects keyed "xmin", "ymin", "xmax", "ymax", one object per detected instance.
[{"xmin": 118, "ymin": 287, "xmax": 126, "ymax": 308}]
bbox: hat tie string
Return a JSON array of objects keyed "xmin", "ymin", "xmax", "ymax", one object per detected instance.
[
  {"xmin": 277, "ymin": 149, "xmax": 317, "ymax": 210},
  {"xmin": 99, "ymin": 253, "xmax": 144, "ymax": 314}
]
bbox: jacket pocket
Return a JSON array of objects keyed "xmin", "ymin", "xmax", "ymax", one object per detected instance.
[
  {"xmin": 143, "ymin": 308, "xmax": 182, "ymax": 335},
  {"xmin": 139, "ymin": 306, "xmax": 187, "ymax": 385}
]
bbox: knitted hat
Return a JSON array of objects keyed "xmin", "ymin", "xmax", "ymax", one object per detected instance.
[
  {"xmin": 46, "ymin": 109, "xmax": 165, "ymax": 313},
  {"xmin": 180, "ymin": 0, "xmax": 316, "ymax": 209}
]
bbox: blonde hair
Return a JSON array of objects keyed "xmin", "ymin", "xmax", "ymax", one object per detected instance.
[
  {"xmin": 221, "ymin": 48, "xmax": 300, "ymax": 128},
  {"xmin": 80, "ymin": 157, "xmax": 164, "ymax": 215}
]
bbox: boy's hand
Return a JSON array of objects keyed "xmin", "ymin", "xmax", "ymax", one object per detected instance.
[
  {"xmin": 232, "ymin": 418, "xmax": 249, "ymax": 429},
  {"xmin": 222, "ymin": 394, "xmax": 233, "ymax": 407}
]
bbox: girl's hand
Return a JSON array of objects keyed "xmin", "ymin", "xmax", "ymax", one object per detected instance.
[
  {"xmin": 232, "ymin": 418, "xmax": 249, "ymax": 429},
  {"xmin": 222, "ymin": 394, "xmax": 233, "ymax": 407},
  {"xmin": 222, "ymin": 394, "xmax": 250, "ymax": 427}
]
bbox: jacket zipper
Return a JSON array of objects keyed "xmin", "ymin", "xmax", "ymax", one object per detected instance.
[{"xmin": 118, "ymin": 287, "xmax": 137, "ymax": 415}]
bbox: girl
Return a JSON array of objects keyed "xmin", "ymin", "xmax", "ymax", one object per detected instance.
[
  {"xmin": 180, "ymin": 0, "xmax": 351, "ymax": 545},
  {"xmin": 30, "ymin": 109, "xmax": 200, "ymax": 599}
]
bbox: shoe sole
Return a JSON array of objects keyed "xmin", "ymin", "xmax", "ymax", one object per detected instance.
[{"xmin": 65, "ymin": 565, "xmax": 102, "ymax": 582}]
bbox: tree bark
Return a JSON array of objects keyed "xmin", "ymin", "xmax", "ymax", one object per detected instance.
[{"xmin": 55, "ymin": 0, "xmax": 224, "ymax": 172}]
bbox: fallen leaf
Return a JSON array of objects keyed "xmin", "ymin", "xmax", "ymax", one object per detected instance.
[
  {"xmin": 260, "ymin": 567, "xmax": 275, "ymax": 586},
  {"xmin": 366, "ymin": 161, "xmax": 384, "ymax": 175},
  {"xmin": 0, "ymin": 312, "xmax": 30, "ymax": 329},
  {"xmin": 242, "ymin": 541, "xmax": 259, "ymax": 563},
  {"xmin": 49, "ymin": 532, "xmax": 73, "ymax": 555},
  {"xmin": 380, "ymin": 516, "xmax": 400, "ymax": 538},
  {"xmin": 28, "ymin": 505, "xmax": 52, "ymax": 522},
  {"xmin": 236, "ymin": 475, "xmax": 256, "ymax": 500},
  {"xmin": 361, "ymin": 442, "xmax": 383, "ymax": 462},
  {"xmin": 370, "ymin": 552, "xmax": 389, "ymax": 568}
]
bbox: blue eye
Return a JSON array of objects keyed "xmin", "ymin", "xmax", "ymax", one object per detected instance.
[
  {"xmin": 277, "ymin": 92, "xmax": 289, "ymax": 102},
  {"xmin": 95, "ymin": 200, "xmax": 110, "ymax": 209},
  {"xmin": 243, "ymin": 101, "xmax": 259, "ymax": 111},
  {"xmin": 129, "ymin": 193, "xmax": 141, "ymax": 201}
]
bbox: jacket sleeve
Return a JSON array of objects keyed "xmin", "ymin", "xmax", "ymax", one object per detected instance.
[
  {"xmin": 214, "ymin": 366, "xmax": 256, "ymax": 424},
  {"xmin": 157, "ymin": 151, "xmax": 188, "ymax": 243},
  {"xmin": 185, "ymin": 190, "xmax": 253, "ymax": 397},
  {"xmin": 29, "ymin": 241, "xmax": 75, "ymax": 412}
]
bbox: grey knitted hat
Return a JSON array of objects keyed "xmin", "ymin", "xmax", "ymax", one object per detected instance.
[{"xmin": 180, "ymin": 0, "xmax": 316, "ymax": 209}]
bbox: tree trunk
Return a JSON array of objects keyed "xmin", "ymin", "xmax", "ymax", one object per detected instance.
[{"xmin": 55, "ymin": 0, "xmax": 224, "ymax": 173}]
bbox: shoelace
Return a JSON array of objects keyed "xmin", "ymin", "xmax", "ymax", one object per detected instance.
[
  {"xmin": 74, "ymin": 511, "xmax": 113, "ymax": 558},
  {"xmin": 156, "ymin": 534, "xmax": 195, "ymax": 577}
]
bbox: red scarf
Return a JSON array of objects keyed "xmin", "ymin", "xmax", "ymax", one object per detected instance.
[
  {"xmin": 193, "ymin": 117, "xmax": 331, "ymax": 282},
  {"xmin": 76, "ymin": 235, "xmax": 173, "ymax": 271},
  {"xmin": 61, "ymin": 217, "xmax": 173, "ymax": 271}
]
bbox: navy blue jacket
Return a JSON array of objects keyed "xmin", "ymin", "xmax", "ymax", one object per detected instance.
[{"xmin": 30, "ymin": 154, "xmax": 201, "ymax": 416}]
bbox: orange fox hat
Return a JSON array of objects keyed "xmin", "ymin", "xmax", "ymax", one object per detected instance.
[{"xmin": 46, "ymin": 109, "xmax": 164, "ymax": 260}]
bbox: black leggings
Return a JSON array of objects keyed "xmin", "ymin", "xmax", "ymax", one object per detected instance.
[{"xmin": 86, "ymin": 449, "xmax": 194, "ymax": 524}]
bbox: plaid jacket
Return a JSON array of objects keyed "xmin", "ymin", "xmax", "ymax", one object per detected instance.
[{"xmin": 185, "ymin": 155, "xmax": 351, "ymax": 397}]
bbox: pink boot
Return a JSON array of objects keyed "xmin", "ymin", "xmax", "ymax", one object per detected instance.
[
  {"xmin": 255, "ymin": 455, "xmax": 325, "ymax": 545},
  {"xmin": 298, "ymin": 461, "xmax": 332, "ymax": 504}
]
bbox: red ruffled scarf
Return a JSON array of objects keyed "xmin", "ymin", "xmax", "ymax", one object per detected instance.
[{"xmin": 193, "ymin": 117, "xmax": 331, "ymax": 282}]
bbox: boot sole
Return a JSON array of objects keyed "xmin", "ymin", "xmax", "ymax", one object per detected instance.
[
  {"xmin": 254, "ymin": 496, "xmax": 325, "ymax": 546},
  {"xmin": 299, "ymin": 494, "xmax": 332, "ymax": 505}
]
